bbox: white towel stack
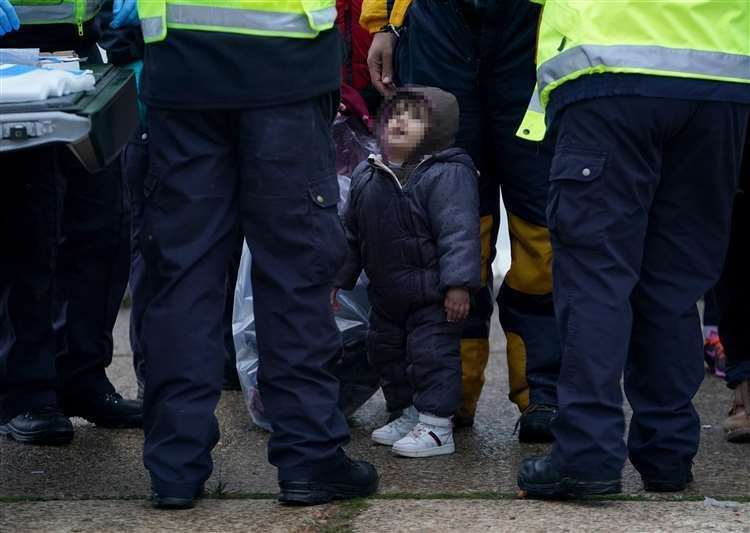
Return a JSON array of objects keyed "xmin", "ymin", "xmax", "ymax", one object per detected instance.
[{"xmin": 0, "ymin": 63, "xmax": 95, "ymax": 104}]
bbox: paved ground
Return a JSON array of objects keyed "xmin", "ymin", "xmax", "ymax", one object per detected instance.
[{"xmin": 1, "ymin": 306, "xmax": 749, "ymax": 532}]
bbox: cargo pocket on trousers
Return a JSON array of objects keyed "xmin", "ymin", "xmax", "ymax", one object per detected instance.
[
  {"xmin": 547, "ymin": 148, "xmax": 607, "ymax": 246},
  {"xmin": 309, "ymin": 176, "xmax": 347, "ymax": 284}
]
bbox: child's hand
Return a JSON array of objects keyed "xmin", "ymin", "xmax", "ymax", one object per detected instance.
[
  {"xmin": 444, "ymin": 288, "xmax": 470, "ymax": 322},
  {"xmin": 330, "ymin": 288, "xmax": 341, "ymax": 313}
]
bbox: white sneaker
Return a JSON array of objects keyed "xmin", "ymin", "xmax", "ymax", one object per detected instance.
[
  {"xmin": 371, "ymin": 406, "xmax": 418, "ymax": 446},
  {"xmin": 392, "ymin": 413, "xmax": 455, "ymax": 458}
]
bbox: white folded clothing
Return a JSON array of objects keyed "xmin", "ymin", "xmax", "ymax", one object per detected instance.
[{"xmin": 0, "ymin": 63, "xmax": 95, "ymax": 103}]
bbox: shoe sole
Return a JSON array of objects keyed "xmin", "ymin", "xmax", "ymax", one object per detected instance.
[
  {"xmin": 151, "ymin": 497, "xmax": 195, "ymax": 510},
  {"xmin": 371, "ymin": 434, "xmax": 403, "ymax": 446},
  {"xmin": 392, "ymin": 442, "xmax": 456, "ymax": 458},
  {"xmin": 0, "ymin": 425, "xmax": 73, "ymax": 446},
  {"xmin": 727, "ymin": 428, "xmax": 750, "ymax": 443},
  {"xmin": 519, "ymin": 476, "xmax": 622, "ymax": 499},
  {"xmin": 278, "ymin": 479, "xmax": 379, "ymax": 506}
]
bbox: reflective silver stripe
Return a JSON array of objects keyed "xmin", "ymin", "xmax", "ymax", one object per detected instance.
[
  {"xmin": 539, "ymin": 44, "xmax": 750, "ymax": 94},
  {"xmin": 140, "ymin": 16, "xmax": 164, "ymax": 39},
  {"xmin": 16, "ymin": 4, "xmax": 75, "ymax": 22},
  {"xmin": 166, "ymin": 4, "xmax": 318, "ymax": 35},
  {"xmin": 307, "ymin": 5, "xmax": 337, "ymax": 28},
  {"xmin": 16, "ymin": 0, "xmax": 102, "ymax": 22},
  {"xmin": 528, "ymin": 86, "xmax": 543, "ymax": 113}
]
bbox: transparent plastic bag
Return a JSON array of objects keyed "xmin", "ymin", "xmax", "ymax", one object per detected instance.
[{"xmin": 233, "ymin": 176, "xmax": 379, "ymax": 431}]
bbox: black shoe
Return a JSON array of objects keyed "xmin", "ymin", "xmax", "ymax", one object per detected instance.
[
  {"xmin": 151, "ymin": 486, "xmax": 205, "ymax": 510},
  {"xmin": 278, "ymin": 457, "xmax": 379, "ymax": 506},
  {"xmin": 643, "ymin": 470, "xmax": 694, "ymax": 492},
  {"xmin": 517, "ymin": 404, "xmax": 557, "ymax": 443},
  {"xmin": 0, "ymin": 407, "xmax": 74, "ymax": 445},
  {"xmin": 518, "ymin": 455, "xmax": 622, "ymax": 499},
  {"xmin": 63, "ymin": 392, "xmax": 142, "ymax": 429}
]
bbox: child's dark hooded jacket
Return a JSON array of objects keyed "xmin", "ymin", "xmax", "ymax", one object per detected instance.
[{"xmin": 335, "ymin": 87, "xmax": 481, "ymax": 318}]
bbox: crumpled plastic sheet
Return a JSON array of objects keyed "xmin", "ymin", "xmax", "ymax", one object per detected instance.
[{"xmin": 233, "ymin": 172, "xmax": 377, "ymax": 432}]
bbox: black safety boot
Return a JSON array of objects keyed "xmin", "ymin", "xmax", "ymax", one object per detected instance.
[
  {"xmin": 278, "ymin": 456, "xmax": 379, "ymax": 506},
  {"xmin": 517, "ymin": 404, "xmax": 557, "ymax": 443},
  {"xmin": 642, "ymin": 470, "xmax": 694, "ymax": 492},
  {"xmin": 0, "ymin": 407, "xmax": 74, "ymax": 445},
  {"xmin": 62, "ymin": 392, "xmax": 142, "ymax": 429},
  {"xmin": 518, "ymin": 455, "xmax": 621, "ymax": 498},
  {"xmin": 151, "ymin": 486, "xmax": 205, "ymax": 510}
]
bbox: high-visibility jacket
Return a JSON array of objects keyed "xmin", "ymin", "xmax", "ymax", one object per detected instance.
[
  {"xmin": 12, "ymin": 0, "xmax": 105, "ymax": 35},
  {"xmin": 519, "ymin": 1, "xmax": 750, "ymax": 141},
  {"xmin": 138, "ymin": 0, "xmax": 337, "ymax": 44},
  {"xmin": 360, "ymin": 0, "xmax": 412, "ymax": 33}
]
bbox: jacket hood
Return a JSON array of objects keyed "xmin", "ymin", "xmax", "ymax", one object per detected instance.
[{"xmin": 378, "ymin": 86, "xmax": 460, "ymax": 164}]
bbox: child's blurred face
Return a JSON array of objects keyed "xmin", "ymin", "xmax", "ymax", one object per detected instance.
[{"xmin": 385, "ymin": 100, "xmax": 428, "ymax": 157}]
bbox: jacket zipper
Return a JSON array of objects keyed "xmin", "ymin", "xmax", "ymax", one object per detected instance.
[{"xmin": 75, "ymin": 0, "xmax": 84, "ymax": 35}]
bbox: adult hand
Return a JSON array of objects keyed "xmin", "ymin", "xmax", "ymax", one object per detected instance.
[
  {"xmin": 330, "ymin": 288, "xmax": 342, "ymax": 313},
  {"xmin": 444, "ymin": 288, "xmax": 470, "ymax": 322},
  {"xmin": 367, "ymin": 31, "xmax": 397, "ymax": 97},
  {"xmin": 0, "ymin": 0, "xmax": 21, "ymax": 37},
  {"xmin": 111, "ymin": 0, "xmax": 139, "ymax": 29}
]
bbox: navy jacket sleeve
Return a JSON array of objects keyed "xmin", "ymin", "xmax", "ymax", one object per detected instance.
[
  {"xmin": 425, "ymin": 163, "xmax": 481, "ymax": 293},
  {"xmin": 333, "ymin": 163, "xmax": 368, "ymax": 290}
]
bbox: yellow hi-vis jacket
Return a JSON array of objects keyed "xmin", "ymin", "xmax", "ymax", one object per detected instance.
[
  {"xmin": 12, "ymin": 0, "xmax": 105, "ymax": 34},
  {"xmin": 518, "ymin": 0, "xmax": 750, "ymax": 141},
  {"xmin": 138, "ymin": 0, "xmax": 337, "ymax": 44}
]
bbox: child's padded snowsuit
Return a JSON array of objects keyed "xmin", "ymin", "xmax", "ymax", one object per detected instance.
[{"xmin": 335, "ymin": 87, "xmax": 481, "ymax": 418}]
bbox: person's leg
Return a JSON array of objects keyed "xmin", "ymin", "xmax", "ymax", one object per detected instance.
[
  {"xmin": 406, "ymin": 304, "xmax": 463, "ymax": 419},
  {"xmin": 522, "ymin": 96, "xmax": 680, "ymax": 495},
  {"xmin": 625, "ymin": 102, "xmax": 748, "ymax": 488},
  {"xmin": 1, "ymin": 149, "xmax": 63, "ymax": 416},
  {"xmin": 395, "ymin": 0, "xmax": 492, "ymax": 424},
  {"xmin": 367, "ymin": 310, "xmax": 411, "ymax": 415},
  {"xmin": 55, "ymin": 149, "xmax": 132, "ymax": 404},
  {"xmin": 141, "ymin": 108, "xmax": 239, "ymax": 500},
  {"xmin": 123, "ymin": 128, "xmax": 151, "ymax": 400},
  {"xmin": 483, "ymin": 0, "xmax": 560, "ymax": 437},
  {"xmin": 366, "ymin": 308, "xmax": 417, "ymax": 445},
  {"xmin": 720, "ymin": 140, "xmax": 750, "ymax": 392},
  {"xmin": 222, "ymin": 239, "xmax": 243, "ymax": 390},
  {"xmin": 0, "ymin": 147, "xmax": 73, "ymax": 444},
  {"xmin": 238, "ymin": 93, "xmax": 356, "ymax": 481},
  {"xmin": 714, "ymin": 125, "xmax": 750, "ymax": 443},
  {"xmin": 391, "ymin": 303, "xmax": 461, "ymax": 457}
]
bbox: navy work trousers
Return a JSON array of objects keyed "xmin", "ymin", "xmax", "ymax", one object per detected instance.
[
  {"xmin": 140, "ymin": 95, "xmax": 351, "ymax": 497},
  {"xmin": 0, "ymin": 146, "xmax": 130, "ymax": 419},
  {"xmin": 548, "ymin": 96, "xmax": 749, "ymax": 482},
  {"xmin": 716, "ymin": 135, "xmax": 750, "ymax": 389},
  {"xmin": 124, "ymin": 127, "xmax": 242, "ymax": 397}
]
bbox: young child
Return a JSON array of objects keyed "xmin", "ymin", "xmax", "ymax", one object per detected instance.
[{"xmin": 331, "ymin": 87, "xmax": 481, "ymax": 458}]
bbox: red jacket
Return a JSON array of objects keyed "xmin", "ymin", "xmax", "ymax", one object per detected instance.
[{"xmin": 336, "ymin": 0, "xmax": 373, "ymax": 92}]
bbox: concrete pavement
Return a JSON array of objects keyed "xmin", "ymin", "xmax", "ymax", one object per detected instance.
[{"xmin": 1, "ymin": 306, "xmax": 748, "ymax": 531}]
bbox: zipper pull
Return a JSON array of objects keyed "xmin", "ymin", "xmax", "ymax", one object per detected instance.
[{"xmin": 78, "ymin": 21, "xmax": 84, "ymax": 36}]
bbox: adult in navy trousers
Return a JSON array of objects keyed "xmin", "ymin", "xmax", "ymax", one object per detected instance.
[{"xmin": 132, "ymin": 4, "xmax": 378, "ymax": 508}]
